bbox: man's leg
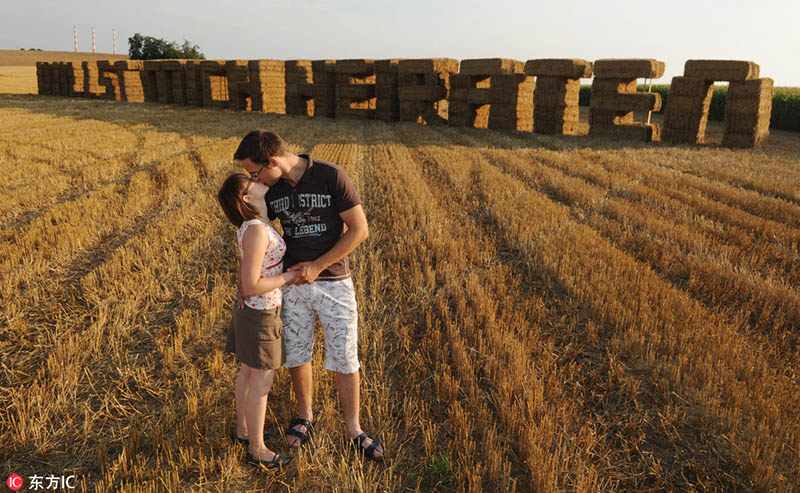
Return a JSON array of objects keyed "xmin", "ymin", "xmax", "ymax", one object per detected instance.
[
  {"xmin": 318, "ymin": 279, "xmax": 384, "ymax": 459},
  {"xmin": 281, "ymin": 284, "xmax": 316, "ymax": 448}
]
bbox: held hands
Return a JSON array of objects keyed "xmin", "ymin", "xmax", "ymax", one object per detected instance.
[{"xmin": 287, "ymin": 261, "xmax": 323, "ymax": 285}]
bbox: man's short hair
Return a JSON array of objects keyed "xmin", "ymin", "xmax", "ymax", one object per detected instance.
[{"xmin": 234, "ymin": 130, "xmax": 286, "ymax": 164}]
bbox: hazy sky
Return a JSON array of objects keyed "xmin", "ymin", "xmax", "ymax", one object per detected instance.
[{"xmin": 3, "ymin": 0, "xmax": 799, "ymax": 85}]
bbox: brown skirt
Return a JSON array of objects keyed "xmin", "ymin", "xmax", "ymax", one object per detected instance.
[{"xmin": 225, "ymin": 303, "xmax": 284, "ymax": 370}]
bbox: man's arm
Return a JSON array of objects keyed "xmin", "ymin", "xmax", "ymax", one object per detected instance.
[{"xmin": 288, "ymin": 205, "xmax": 368, "ymax": 284}]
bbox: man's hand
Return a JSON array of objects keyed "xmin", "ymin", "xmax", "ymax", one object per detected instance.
[{"xmin": 287, "ymin": 261, "xmax": 323, "ymax": 285}]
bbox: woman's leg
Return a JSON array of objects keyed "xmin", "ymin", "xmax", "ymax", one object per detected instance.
[
  {"xmin": 245, "ymin": 365, "xmax": 277, "ymax": 459},
  {"xmin": 235, "ymin": 363, "xmax": 251, "ymax": 438}
]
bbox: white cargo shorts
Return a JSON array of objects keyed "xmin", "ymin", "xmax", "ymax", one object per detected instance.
[{"xmin": 281, "ymin": 277, "xmax": 360, "ymax": 374}]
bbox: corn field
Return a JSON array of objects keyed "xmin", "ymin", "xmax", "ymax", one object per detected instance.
[{"xmin": 1, "ymin": 94, "xmax": 799, "ymax": 492}]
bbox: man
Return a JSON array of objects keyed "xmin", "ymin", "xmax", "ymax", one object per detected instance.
[{"xmin": 234, "ymin": 130, "xmax": 384, "ymax": 461}]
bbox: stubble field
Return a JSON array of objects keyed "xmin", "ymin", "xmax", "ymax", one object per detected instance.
[{"xmin": 1, "ymin": 93, "xmax": 799, "ymax": 492}]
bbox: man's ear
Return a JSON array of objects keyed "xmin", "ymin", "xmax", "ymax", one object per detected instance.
[{"xmin": 266, "ymin": 156, "xmax": 278, "ymax": 168}]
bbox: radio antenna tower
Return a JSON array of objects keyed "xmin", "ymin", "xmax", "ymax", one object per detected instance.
[
  {"xmin": 113, "ymin": 29, "xmax": 117, "ymax": 54},
  {"xmin": 74, "ymin": 25, "xmax": 78, "ymax": 52},
  {"xmin": 91, "ymin": 25, "xmax": 96, "ymax": 53}
]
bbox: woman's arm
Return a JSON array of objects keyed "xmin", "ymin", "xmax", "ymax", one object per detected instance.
[{"xmin": 240, "ymin": 223, "xmax": 297, "ymax": 297}]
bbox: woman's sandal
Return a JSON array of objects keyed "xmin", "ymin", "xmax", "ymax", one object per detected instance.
[
  {"xmin": 230, "ymin": 430, "xmax": 272, "ymax": 446},
  {"xmin": 245, "ymin": 451, "xmax": 293, "ymax": 470},
  {"xmin": 350, "ymin": 432, "xmax": 385, "ymax": 462},
  {"xmin": 285, "ymin": 417, "xmax": 313, "ymax": 448}
]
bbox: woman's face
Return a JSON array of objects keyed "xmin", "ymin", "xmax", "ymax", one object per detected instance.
[{"xmin": 243, "ymin": 179, "xmax": 268, "ymax": 203}]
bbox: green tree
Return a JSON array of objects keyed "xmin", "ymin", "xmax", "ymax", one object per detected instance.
[{"xmin": 128, "ymin": 33, "xmax": 205, "ymax": 60}]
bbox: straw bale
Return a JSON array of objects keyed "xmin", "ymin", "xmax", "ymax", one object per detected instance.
[
  {"xmin": 336, "ymin": 85, "xmax": 376, "ymax": 100},
  {"xmin": 534, "ymin": 76, "xmax": 580, "ymax": 95},
  {"xmin": 590, "ymin": 122, "xmax": 660, "ymax": 141},
  {"xmin": 114, "ymin": 60, "xmax": 144, "ymax": 71},
  {"xmin": 81, "ymin": 62, "xmax": 105, "ymax": 98},
  {"xmin": 449, "ymin": 74, "xmax": 476, "ymax": 90},
  {"xmin": 400, "ymin": 86, "xmax": 448, "ymax": 101},
  {"xmin": 726, "ymin": 77, "xmax": 773, "ymax": 102},
  {"xmin": 589, "ymin": 110, "xmax": 635, "ymax": 125},
  {"xmin": 662, "ymin": 124, "xmax": 708, "ymax": 144},
  {"xmin": 668, "ymin": 76, "xmax": 714, "ymax": 98},
  {"xmin": 594, "ymin": 59, "xmax": 665, "ymax": 79},
  {"xmin": 335, "ymin": 59, "xmax": 375, "ymax": 74},
  {"xmin": 590, "ymin": 91, "xmax": 661, "ymax": 112},
  {"xmin": 398, "ymin": 72, "xmax": 450, "ymax": 87},
  {"xmin": 722, "ymin": 131, "xmax": 769, "ymax": 148},
  {"xmin": 684, "ymin": 60, "xmax": 759, "ymax": 81},
  {"xmin": 398, "ymin": 59, "xmax": 459, "ymax": 74},
  {"xmin": 591, "ymin": 79, "xmax": 638, "ymax": 94},
  {"xmin": 535, "ymin": 104, "xmax": 580, "ymax": 122},
  {"xmin": 487, "ymin": 73, "xmax": 532, "ymax": 89},
  {"xmin": 535, "ymin": 119, "xmax": 580, "ymax": 135},
  {"xmin": 375, "ymin": 83, "xmax": 397, "ymax": 98},
  {"xmin": 459, "ymin": 58, "xmax": 523, "ymax": 75},
  {"xmin": 664, "ymin": 95, "xmax": 711, "ymax": 115},
  {"xmin": 400, "ymin": 100, "xmax": 448, "ymax": 125},
  {"xmin": 524, "ymin": 58, "xmax": 593, "ymax": 78},
  {"xmin": 375, "ymin": 59, "xmax": 402, "ymax": 73}
]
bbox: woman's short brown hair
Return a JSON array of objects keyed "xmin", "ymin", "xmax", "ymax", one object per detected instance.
[
  {"xmin": 217, "ymin": 173, "xmax": 260, "ymax": 227},
  {"xmin": 233, "ymin": 130, "xmax": 286, "ymax": 164}
]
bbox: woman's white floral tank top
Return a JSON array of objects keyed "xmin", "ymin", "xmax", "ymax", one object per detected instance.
[{"xmin": 237, "ymin": 219, "xmax": 286, "ymax": 310}]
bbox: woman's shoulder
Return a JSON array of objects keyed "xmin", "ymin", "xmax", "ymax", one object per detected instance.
[{"xmin": 239, "ymin": 219, "xmax": 268, "ymax": 238}]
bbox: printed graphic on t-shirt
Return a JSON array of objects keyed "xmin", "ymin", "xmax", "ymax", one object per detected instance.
[{"xmin": 269, "ymin": 193, "xmax": 332, "ymax": 238}]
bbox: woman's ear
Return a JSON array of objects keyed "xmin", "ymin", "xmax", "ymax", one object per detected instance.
[{"xmin": 241, "ymin": 194, "xmax": 252, "ymax": 205}]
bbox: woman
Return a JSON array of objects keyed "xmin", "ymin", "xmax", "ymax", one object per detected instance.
[{"xmin": 217, "ymin": 173, "xmax": 297, "ymax": 469}]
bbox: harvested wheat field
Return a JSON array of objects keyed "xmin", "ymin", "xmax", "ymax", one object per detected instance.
[{"xmin": 1, "ymin": 93, "xmax": 799, "ymax": 492}]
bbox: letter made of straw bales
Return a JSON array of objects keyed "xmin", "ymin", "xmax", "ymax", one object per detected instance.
[
  {"xmin": 375, "ymin": 59, "xmax": 402, "ymax": 122},
  {"xmin": 285, "ymin": 60, "xmax": 315, "ymax": 116},
  {"xmin": 397, "ymin": 59, "xmax": 459, "ymax": 125},
  {"xmin": 57, "ymin": 62, "xmax": 85, "ymax": 97},
  {"xmin": 112, "ymin": 60, "xmax": 146, "ymax": 103},
  {"xmin": 142, "ymin": 60, "xmax": 188, "ymax": 104},
  {"xmin": 82, "ymin": 61, "xmax": 105, "ymax": 99},
  {"xmin": 226, "ymin": 60, "xmax": 252, "ymax": 111},
  {"xmin": 312, "ymin": 60, "xmax": 337, "ymax": 118},
  {"xmin": 97, "ymin": 60, "xmax": 121, "ymax": 101},
  {"xmin": 184, "ymin": 60, "xmax": 204, "ymax": 106},
  {"xmin": 589, "ymin": 59, "xmax": 664, "ymax": 141},
  {"xmin": 225, "ymin": 60, "xmax": 286, "ymax": 113},
  {"xmin": 449, "ymin": 59, "xmax": 533, "ymax": 131},
  {"xmin": 662, "ymin": 60, "xmax": 769, "ymax": 147},
  {"xmin": 35, "ymin": 62, "xmax": 55, "ymax": 95},
  {"xmin": 525, "ymin": 58, "xmax": 593, "ymax": 135},
  {"xmin": 249, "ymin": 60, "xmax": 286, "ymax": 114},
  {"xmin": 336, "ymin": 59, "xmax": 376, "ymax": 119},
  {"xmin": 201, "ymin": 61, "xmax": 229, "ymax": 109}
]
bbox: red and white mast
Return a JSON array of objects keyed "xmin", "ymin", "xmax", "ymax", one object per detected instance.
[
  {"xmin": 113, "ymin": 29, "xmax": 117, "ymax": 54},
  {"xmin": 74, "ymin": 25, "xmax": 78, "ymax": 52},
  {"xmin": 91, "ymin": 25, "xmax": 96, "ymax": 53}
]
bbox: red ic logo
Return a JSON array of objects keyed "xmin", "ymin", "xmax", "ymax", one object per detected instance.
[{"xmin": 7, "ymin": 474, "xmax": 23, "ymax": 491}]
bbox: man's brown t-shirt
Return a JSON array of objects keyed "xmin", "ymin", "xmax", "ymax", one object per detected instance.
[{"xmin": 265, "ymin": 155, "xmax": 361, "ymax": 281}]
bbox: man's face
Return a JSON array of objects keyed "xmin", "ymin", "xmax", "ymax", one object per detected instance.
[{"xmin": 240, "ymin": 157, "xmax": 281, "ymax": 186}]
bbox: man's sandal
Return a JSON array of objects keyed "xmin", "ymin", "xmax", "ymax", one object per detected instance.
[
  {"xmin": 350, "ymin": 432, "xmax": 385, "ymax": 462},
  {"xmin": 285, "ymin": 417, "xmax": 313, "ymax": 448},
  {"xmin": 245, "ymin": 451, "xmax": 293, "ymax": 470}
]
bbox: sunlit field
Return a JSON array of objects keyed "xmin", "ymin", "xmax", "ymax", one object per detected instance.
[{"xmin": 1, "ymin": 93, "xmax": 799, "ymax": 491}]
